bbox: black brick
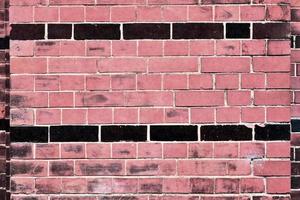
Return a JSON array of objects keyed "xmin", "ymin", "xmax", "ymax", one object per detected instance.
[
  {"xmin": 255, "ymin": 124, "xmax": 290, "ymax": 141},
  {"xmin": 101, "ymin": 126, "xmax": 147, "ymax": 142},
  {"xmin": 74, "ymin": 24, "xmax": 120, "ymax": 40},
  {"xmin": 123, "ymin": 23, "xmax": 170, "ymax": 39},
  {"xmin": 50, "ymin": 126, "xmax": 98, "ymax": 142},
  {"xmin": 11, "ymin": 24, "xmax": 45, "ymax": 40},
  {"xmin": 292, "ymin": 177, "xmax": 300, "ymax": 189},
  {"xmin": 150, "ymin": 126, "xmax": 198, "ymax": 141},
  {"xmin": 292, "ymin": 9, "xmax": 300, "ymax": 21},
  {"xmin": 253, "ymin": 23, "xmax": 290, "ymax": 39},
  {"xmin": 292, "ymin": 119, "xmax": 300, "ymax": 132},
  {"xmin": 10, "ymin": 127, "xmax": 48, "ymax": 143},
  {"xmin": 0, "ymin": 37, "xmax": 9, "ymax": 49},
  {"xmin": 226, "ymin": 23, "xmax": 250, "ymax": 39},
  {"xmin": 173, "ymin": 23, "xmax": 223, "ymax": 39},
  {"xmin": 48, "ymin": 24, "xmax": 72, "ymax": 39},
  {"xmin": 201, "ymin": 125, "xmax": 252, "ymax": 141}
]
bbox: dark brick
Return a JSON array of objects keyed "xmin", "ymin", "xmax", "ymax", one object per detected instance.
[
  {"xmin": 292, "ymin": 119, "xmax": 300, "ymax": 132},
  {"xmin": 101, "ymin": 126, "xmax": 147, "ymax": 142},
  {"xmin": 201, "ymin": 125, "xmax": 252, "ymax": 141},
  {"xmin": 292, "ymin": 163, "xmax": 300, "ymax": 175},
  {"xmin": 11, "ymin": 24, "xmax": 45, "ymax": 40},
  {"xmin": 74, "ymin": 24, "xmax": 120, "ymax": 40},
  {"xmin": 123, "ymin": 23, "xmax": 170, "ymax": 39},
  {"xmin": 253, "ymin": 23, "xmax": 290, "ymax": 39},
  {"xmin": 0, "ymin": 37, "xmax": 9, "ymax": 49},
  {"xmin": 50, "ymin": 126, "xmax": 98, "ymax": 142},
  {"xmin": 255, "ymin": 124, "xmax": 290, "ymax": 141},
  {"xmin": 226, "ymin": 23, "xmax": 250, "ymax": 39},
  {"xmin": 150, "ymin": 126, "xmax": 198, "ymax": 141},
  {"xmin": 292, "ymin": 9, "xmax": 300, "ymax": 21},
  {"xmin": 173, "ymin": 23, "xmax": 223, "ymax": 39},
  {"xmin": 10, "ymin": 127, "xmax": 48, "ymax": 143},
  {"xmin": 48, "ymin": 24, "xmax": 72, "ymax": 39},
  {"xmin": 292, "ymin": 177, "xmax": 300, "ymax": 189}
]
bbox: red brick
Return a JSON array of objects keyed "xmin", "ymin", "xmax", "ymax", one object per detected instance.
[
  {"xmin": 35, "ymin": 7, "xmax": 59, "ymax": 22},
  {"xmin": 114, "ymin": 108, "xmax": 138, "ymax": 123},
  {"xmin": 62, "ymin": 109, "xmax": 87, "ymax": 124},
  {"xmin": 253, "ymin": 56, "xmax": 290, "ymax": 72},
  {"xmin": 178, "ymin": 160, "xmax": 227, "ymax": 176},
  {"xmin": 140, "ymin": 108, "xmax": 164, "ymax": 123},
  {"xmin": 138, "ymin": 143, "xmax": 162, "ymax": 158},
  {"xmin": 86, "ymin": 143, "xmax": 111, "ymax": 159},
  {"xmin": 266, "ymin": 107, "xmax": 290, "ymax": 122},
  {"xmin": 126, "ymin": 160, "xmax": 176, "ymax": 176},
  {"xmin": 215, "ymin": 178, "xmax": 239, "ymax": 193},
  {"xmin": 268, "ymin": 40, "xmax": 290, "ymax": 55},
  {"xmin": 176, "ymin": 91, "xmax": 224, "ymax": 106},
  {"xmin": 163, "ymin": 178, "xmax": 190, "ymax": 193},
  {"xmin": 163, "ymin": 143, "xmax": 187, "ymax": 158},
  {"xmin": 214, "ymin": 143, "xmax": 238, "ymax": 158},
  {"xmin": 138, "ymin": 41, "xmax": 163, "ymax": 56},
  {"xmin": 216, "ymin": 107, "xmax": 240, "ymax": 123},
  {"xmin": 88, "ymin": 108, "xmax": 113, "ymax": 124},
  {"xmin": 254, "ymin": 161, "xmax": 290, "ymax": 176},
  {"xmin": 240, "ymin": 6, "xmax": 266, "ymax": 21},
  {"xmin": 11, "ymin": 58, "xmax": 47, "ymax": 74},
  {"xmin": 49, "ymin": 92, "xmax": 73, "ymax": 107},
  {"xmin": 241, "ymin": 73, "xmax": 265, "ymax": 89},
  {"xmin": 191, "ymin": 108, "xmax": 215, "ymax": 123},
  {"xmin": 137, "ymin": 6, "xmax": 162, "ymax": 21},
  {"xmin": 216, "ymin": 40, "xmax": 240, "ymax": 56},
  {"xmin": 189, "ymin": 74, "xmax": 213, "ymax": 90},
  {"xmin": 149, "ymin": 58, "xmax": 198, "ymax": 72},
  {"xmin": 10, "ymin": 6, "xmax": 33, "ymax": 23},
  {"xmin": 49, "ymin": 58, "xmax": 97, "ymax": 73},
  {"xmin": 266, "ymin": 73, "xmax": 290, "ymax": 89},
  {"xmin": 35, "ymin": 144, "xmax": 60, "ymax": 159},
  {"xmin": 86, "ymin": 41, "xmax": 111, "ymax": 56},
  {"xmin": 267, "ymin": 142, "xmax": 290, "ymax": 158},
  {"xmin": 215, "ymin": 74, "xmax": 239, "ymax": 89},
  {"xmin": 76, "ymin": 160, "xmax": 125, "ymax": 176},
  {"xmin": 241, "ymin": 107, "xmax": 265, "ymax": 123},
  {"xmin": 10, "ymin": 75, "xmax": 34, "ymax": 91},
  {"xmin": 165, "ymin": 108, "xmax": 189, "ymax": 123},
  {"xmin": 240, "ymin": 142, "xmax": 265, "ymax": 159},
  {"xmin": 61, "ymin": 143, "xmax": 85, "ymax": 159},
  {"xmin": 125, "ymin": 91, "xmax": 172, "ymax": 106},
  {"xmin": 188, "ymin": 143, "xmax": 213, "ymax": 158},
  {"xmin": 10, "ymin": 41, "xmax": 34, "ymax": 57},
  {"xmin": 111, "ymin": 74, "xmax": 136, "ymax": 90},
  {"xmin": 162, "ymin": 5, "xmax": 187, "ymax": 21},
  {"xmin": 62, "ymin": 178, "xmax": 87, "ymax": 193},
  {"xmin": 112, "ymin": 178, "xmax": 138, "ymax": 193},
  {"xmin": 202, "ymin": 57, "xmax": 250, "ymax": 73},
  {"xmin": 85, "ymin": 6, "xmax": 110, "ymax": 21},
  {"xmin": 98, "ymin": 58, "xmax": 146, "ymax": 73},
  {"xmin": 35, "ymin": 75, "xmax": 59, "ymax": 91},
  {"xmin": 35, "ymin": 41, "xmax": 60, "ymax": 56},
  {"xmin": 112, "ymin": 41, "xmax": 137, "ymax": 56},
  {"xmin": 254, "ymin": 91, "xmax": 290, "ymax": 106},
  {"xmin": 266, "ymin": 5, "xmax": 290, "ymax": 21},
  {"xmin": 240, "ymin": 178, "xmax": 265, "ymax": 193},
  {"xmin": 111, "ymin": 6, "xmax": 136, "ymax": 21},
  {"xmin": 49, "ymin": 160, "xmax": 74, "ymax": 176},
  {"xmin": 11, "ymin": 178, "xmax": 34, "ymax": 193},
  {"xmin": 227, "ymin": 91, "xmax": 251, "ymax": 106},
  {"xmin": 138, "ymin": 178, "xmax": 162, "ymax": 193},
  {"xmin": 164, "ymin": 41, "xmax": 189, "ymax": 56},
  {"xmin": 36, "ymin": 109, "xmax": 61, "ymax": 125},
  {"xmin": 242, "ymin": 40, "xmax": 266, "ymax": 56},
  {"xmin": 267, "ymin": 177, "xmax": 290, "ymax": 193},
  {"xmin": 60, "ymin": 7, "xmax": 84, "ymax": 22},
  {"xmin": 215, "ymin": 6, "xmax": 239, "ymax": 21},
  {"xmin": 86, "ymin": 75, "xmax": 110, "ymax": 91},
  {"xmin": 189, "ymin": 6, "xmax": 213, "ymax": 21},
  {"xmin": 190, "ymin": 40, "xmax": 214, "ymax": 56},
  {"xmin": 112, "ymin": 143, "xmax": 136, "ymax": 158},
  {"xmin": 164, "ymin": 74, "xmax": 187, "ymax": 89},
  {"xmin": 35, "ymin": 178, "xmax": 62, "ymax": 194},
  {"xmin": 60, "ymin": 41, "xmax": 85, "ymax": 56}
]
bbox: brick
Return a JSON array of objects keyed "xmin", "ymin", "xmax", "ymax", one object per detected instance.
[
  {"xmin": 76, "ymin": 92, "xmax": 124, "ymax": 107},
  {"xmin": 35, "ymin": 75, "xmax": 59, "ymax": 91},
  {"xmin": 227, "ymin": 91, "xmax": 251, "ymax": 106},
  {"xmin": 112, "ymin": 41, "xmax": 137, "ymax": 56},
  {"xmin": 189, "ymin": 74, "xmax": 213, "ymax": 89},
  {"xmin": 60, "ymin": 7, "xmax": 84, "ymax": 22},
  {"xmin": 178, "ymin": 160, "xmax": 227, "ymax": 176},
  {"xmin": 253, "ymin": 56, "xmax": 290, "ymax": 72},
  {"xmin": 215, "ymin": 74, "xmax": 239, "ymax": 89},
  {"xmin": 61, "ymin": 143, "xmax": 85, "ymax": 158},
  {"xmin": 138, "ymin": 178, "xmax": 162, "ymax": 193},
  {"xmin": 267, "ymin": 40, "xmax": 290, "ymax": 55},
  {"xmin": 112, "ymin": 143, "xmax": 136, "ymax": 158},
  {"xmin": 10, "ymin": 41, "xmax": 34, "ymax": 57},
  {"xmin": 241, "ymin": 73, "xmax": 265, "ymax": 89},
  {"xmin": 11, "ymin": 92, "xmax": 48, "ymax": 108},
  {"xmin": 62, "ymin": 178, "xmax": 87, "ymax": 193},
  {"xmin": 215, "ymin": 178, "xmax": 239, "ymax": 193},
  {"xmin": 214, "ymin": 143, "xmax": 238, "ymax": 158},
  {"xmin": 216, "ymin": 40, "xmax": 240, "ymax": 56},
  {"xmin": 112, "ymin": 178, "xmax": 138, "ymax": 193},
  {"xmin": 127, "ymin": 160, "xmax": 176, "ymax": 176},
  {"xmin": 149, "ymin": 58, "xmax": 198, "ymax": 72},
  {"xmin": 125, "ymin": 91, "xmax": 172, "ymax": 106},
  {"xmin": 75, "ymin": 160, "xmax": 125, "ymax": 176},
  {"xmin": 10, "ymin": 6, "xmax": 33, "ymax": 23},
  {"xmin": 36, "ymin": 109, "xmax": 61, "ymax": 125},
  {"xmin": 98, "ymin": 58, "xmax": 146, "ymax": 73},
  {"xmin": 267, "ymin": 142, "xmax": 290, "ymax": 158},
  {"xmin": 254, "ymin": 91, "xmax": 290, "ymax": 105},
  {"xmin": 10, "ymin": 143, "xmax": 33, "ymax": 159},
  {"xmin": 60, "ymin": 41, "xmax": 85, "ymax": 56},
  {"xmin": 163, "ymin": 143, "xmax": 187, "ymax": 158},
  {"xmin": 240, "ymin": 178, "xmax": 265, "ymax": 193},
  {"xmin": 266, "ymin": 5, "xmax": 290, "ymax": 21},
  {"xmin": 62, "ymin": 109, "xmax": 87, "ymax": 124},
  {"xmin": 267, "ymin": 177, "xmax": 290, "ymax": 193},
  {"xmin": 165, "ymin": 108, "xmax": 189, "ymax": 123},
  {"xmin": 241, "ymin": 107, "xmax": 265, "ymax": 123},
  {"xmin": 138, "ymin": 41, "xmax": 163, "ymax": 56},
  {"xmin": 11, "ymin": 58, "xmax": 47, "ymax": 74},
  {"xmin": 140, "ymin": 108, "xmax": 164, "ymax": 123},
  {"xmin": 266, "ymin": 73, "xmax": 290, "ymax": 89},
  {"xmin": 111, "ymin": 75, "xmax": 136, "ymax": 90},
  {"xmin": 254, "ymin": 161, "xmax": 290, "ymax": 176},
  {"xmin": 85, "ymin": 6, "xmax": 110, "ymax": 21},
  {"xmin": 190, "ymin": 178, "xmax": 214, "ymax": 194},
  {"xmin": 191, "ymin": 108, "xmax": 215, "ymax": 123},
  {"xmin": 138, "ymin": 143, "xmax": 162, "ymax": 158},
  {"xmin": 88, "ymin": 108, "xmax": 113, "ymax": 124},
  {"xmin": 86, "ymin": 41, "xmax": 111, "ymax": 56},
  {"xmin": 164, "ymin": 41, "xmax": 189, "ymax": 56},
  {"xmin": 10, "ymin": 75, "xmax": 34, "ymax": 91},
  {"xmin": 114, "ymin": 108, "xmax": 138, "ymax": 123},
  {"xmin": 162, "ymin": 6, "xmax": 187, "ymax": 21},
  {"xmin": 111, "ymin": 6, "xmax": 136, "ymax": 22},
  {"xmin": 137, "ymin": 6, "xmax": 162, "ymax": 21},
  {"xmin": 190, "ymin": 40, "xmax": 214, "ymax": 56},
  {"xmin": 189, "ymin": 6, "xmax": 213, "ymax": 21},
  {"xmin": 163, "ymin": 178, "xmax": 190, "ymax": 193},
  {"xmin": 11, "ymin": 161, "xmax": 48, "ymax": 177},
  {"xmin": 86, "ymin": 143, "xmax": 111, "ymax": 158},
  {"xmin": 242, "ymin": 40, "xmax": 266, "ymax": 55},
  {"xmin": 216, "ymin": 107, "xmax": 240, "ymax": 123},
  {"xmin": 34, "ymin": 41, "xmax": 60, "ymax": 56},
  {"xmin": 215, "ymin": 6, "xmax": 239, "ymax": 21},
  {"xmin": 86, "ymin": 75, "xmax": 110, "ymax": 91},
  {"xmin": 49, "ymin": 58, "xmax": 97, "ymax": 73},
  {"xmin": 176, "ymin": 91, "xmax": 224, "ymax": 106},
  {"xmin": 49, "ymin": 92, "xmax": 73, "ymax": 107},
  {"xmin": 202, "ymin": 57, "xmax": 250, "ymax": 73},
  {"xmin": 164, "ymin": 74, "xmax": 187, "ymax": 89},
  {"xmin": 240, "ymin": 6, "xmax": 266, "ymax": 21},
  {"xmin": 35, "ymin": 7, "xmax": 59, "ymax": 22},
  {"xmin": 11, "ymin": 178, "xmax": 34, "ymax": 193},
  {"xmin": 35, "ymin": 144, "xmax": 60, "ymax": 159},
  {"xmin": 266, "ymin": 107, "xmax": 290, "ymax": 122},
  {"xmin": 35, "ymin": 178, "xmax": 62, "ymax": 194},
  {"xmin": 49, "ymin": 160, "xmax": 74, "ymax": 176}
]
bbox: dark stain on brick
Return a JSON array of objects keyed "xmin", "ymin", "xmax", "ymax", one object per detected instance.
[
  {"xmin": 140, "ymin": 183, "xmax": 162, "ymax": 193},
  {"xmin": 89, "ymin": 47, "xmax": 105, "ymax": 51},
  {"xmin": 190, "ymin": 178, "xmax": 214, "ymax": 194},
  {"xmin": 129, "ymin": 163, "xmax": 158, "ymax": 174},
  {"xmin": 63, "ymin": 145, "xmax": 83, "ymax": 153},
  {"xmin": 119, "ymin": 150, "xmax": 130, "ymax": 154},
  {"xmin": 10, "ymin": 95, "xmax": 25, "ymax": 107},
  {"xmin": 10, "ymin": 145, "xmax": 31, "ymax": 158},
  {"xmin": 80, "ymin": 163, "xmax": 122, "ymax": 175},
  {"xmin": 36, "ymin": 41, "xmax": 56, "ymax": 46},
  {"xmin": 166, "ymin": 110, "xmax": 179, "ymax": 118},
  {"xmin": 50, "ymin": 162, "xmax": 73, "ymax": 176},
  {"xmin": 227, "ymin": 163, "xmax": 237, "ymax": 171},
  {"xmin": 11, "ymin": 162, "xmax": 43, "ymax": 175},
  {"xmin": 10, "ymin": 180, "xmax": 32, "ymax": 193},
  {"xmin": 84, "ymin": 94, "xmax": 108, "ymax": 104}
]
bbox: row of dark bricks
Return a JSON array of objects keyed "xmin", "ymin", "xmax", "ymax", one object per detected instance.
[
  {"xmin": 10, "ymin": 23, "xmax": 290, "ymax": 40},
  {"xmin": 0, "ymin": 131, "xmax": 9, "ymax": 200},
  {"xmin": 10, "ymin": 123, "xmax": 291, "ymax": 143}
]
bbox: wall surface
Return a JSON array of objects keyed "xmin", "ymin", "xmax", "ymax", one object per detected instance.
[{"xmin": 7, "ymin": 0, "xmax": 293, "ymax": 199}]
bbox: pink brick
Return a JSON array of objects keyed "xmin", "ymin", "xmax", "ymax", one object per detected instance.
[
  {"xmin": 241, "ymin": 73, "xmax": 265, "ymax": 89},
  {"xmin": 112, "ymin": 143, "xmax": 136, "ymax": 158},
  {"xmin": 240, "ymin": 142, "xmax": 265, "ymax": 159},
  {"xmin": 35, "ymin": 75, "xmax": 59, "ymax": 91},
  {"xmin": 149, "ymin": 58, "xmax": 198, "ymax": 72},
  {"xmin": 268, "ymin": 40, "xmax": 290, "ymax": 55},
  {"xmin": 10, "ymin": 41, "xmax": 34, "ymax": 57},
  {"xmin": 162, "ymin": 6, "xmax": 187, "ymax": 21},
  {"xmin": 216, "ymin": 40, "xmax": 240, "ymax": 56},
  {"xmin": 215, "ymin": 6, "xmax": 239, "ymax": 21},
  {"xmin": 163, "ymin": 143, "xmax": 187, "ymax": 158},
  {"xmin": 176, "ymin": 91, "xmax": 224, "ymax": 106},
  {"xmin": 34, "ymin": 41, "xmax": 60, "ymax": 56},
  {"xmin": 214, "ymin": 143, "xmax": 238, "ymax": 158},
  {"xmin": 49, "ymin": 92, "xmax": 73, "ymax": 107},
  {"xmin": 112, "ymin": 178, "xmax": 138, "ymax": 193},
  {"xmin": 88, "ymin": 108, "xmax": 113, "ymax": 124},
  {"xmin": 242, "ymin": 40, "xmax": 266, "ymax": 55},
  {"xmin": 35, "ymin": 178, "xmax": 62, "ymax": 193},
  {"xmin": 36, "ymin": 144, "xmax": 60, "ymax": 159},
  {"xmin": 86, "ymin": 143, "xmax": 111, "ymax": 159},
  {"xmin": 216, "ymin": 107, "xmax": 241, "ymax": 123},
  {"xmin": 11, "ymin": 109, "xmax": 34, "ymax": 126},
  {"xmin": 11, "ymin": 178, "xmax": 35, "ymax": 193},
  {"xmin": 137, "ymin": 74, "xmax": 162, "ymax": 90},
  {"xmin": 76, "ymin": 92, "xmax": 124, "ymax": 107},
  {"xmin": 164, "ymin": 74, "xmax": 187, "ymax": 89},
  {"xmin": 165, "ymin": 108, "xmax": 189, "ymax": 123},
  {"xmin": 253, "ymin": 56, "xmax": 290, "ymax": 72},
  {"xmin": 140, "ymin": 108, "xmax": 164, "ymax": 123},
  {"xmin": 114, "ymin": 108, "xmax": 138, "ymax": 123},
  {"xmin": 266, "ymin": 107, "xmax": 290, "ymax": 122},
  {"xmin": 164, "ymin": 41, "xmax": 189, "ymax": 56},
  {"xmin": 60, "ymin": 41, "xmax": 85, "ymax": 56},
  {"xmin": 189, "ymin": 6, "xmax": 213, "ymax": 21},
  {"xmin": 215, "ymin": 178, "xmax": 239, "ymax": 193},
  {"xmin": 138, "ymin": 41, "xmax": 163, "ymax": 56},
  {"xmin": 86, "ymin": 41, "xmax": 111, "ymax": 56},
  {"xmin": 202, "ymin": 57, "xmax": 250, "ymax": 73},
  {"xmin": 137, "ymin": 6, "xmax": 162, "ymax": 21},
  {"xmin": 227, "ymin": 91, "xmax": 251, "ymax": 106},
  {"xmin": 10, "ymin": 6, "xmax": 33, "ymax": 23},
  {"xmin": 112, "ymin": 41, "xmax": 137, "ymax": 56},
  {"xmin": 190, "ymin": 40, "xmax": 214, "ymax": 56},
  {"xmin": 189, "ymin": 74, "xmax": 213, "ymax": 89},
  {"xmin": 49, "ymin": 58, "xmax": 97, "ymax": 73},
  {"xmin": 125, "ymin": 92, "xmax": 172, "ymax": 106},
  {"xmin": 111, "ymin": 75, "xmax": 136, "ymax": 90},
  {"xmin": 240, "ymin": 6, "xmax": 265, "ymax": 21},
  {"xmin": 62, "ymin": 109, "xmax": 87, "ymax": 124},
  {"xmin": 254, "ymin": 161, "xmax": 290, "ymax": 176},
  {"xmin": 61, "ymin": 143, "xmax": 85, "ymax": 159},
  {"xmin": 163, "ymin": 178, "xmax": 190, "ymax": 193},
  {"xmin": 62, "ymin": 178, "xmax": 87, "ymax": 193},
  {"xmin": 126, "ymin": 160, "xmax": 176, "ymax": 176},
  {"xmin": 215, "ymin": 74, "xmax": 239, "ymax": 89},
  {"xmin": 138, "ymin": 143, "xmax": 162, "ymax": 158},
  {"xmin": 111, "ymin": 6, "xmax": 136, "ymax": 22},
  {"xmin": 10, "ymin": 75, "xmax": 34, "ymax": 91},
  {"xmin": 60, "ymin": 75, "xmax": 84, "ymax": 91},
  {"xmin": 11, "ymin": 58, "xmax": 47, "ymax": 74},
  {"xmin": 11, "ymin": 92, "xmax": 48, "ymax": 108},
  {"xmin": 191, "ymin": 108, "xmax": 215, "ymax": 123},
  {"xmin": 254, "ymin": 91, "xmax": 290, "ymax": 105},
  {"xmin": 34, "ymin": 7, "xmax": 59, "ymax": 22},
  {"xmin": 266, "ymin": 5, "xmax": 290, "ymax": 21},
  {"xmin": 267, "ymin": 142, "xmax": 290, "ymax": 158},
  {"xmin": 178, "ymin": 160, "xmax": 227, "ymax": 176},
  {"xmin": 266, "ymin": 73, "xmax": 290, "ymax": 89},
  {"xmin": 86, "ymin": 75, "xmax": 110, "ymax": 91},
  {"xmin": 241, "ymin": 107, "xmax": 265, "ymax": 123},
  {"xmin": 98, "ymin": 58, "xmax": 146, "ymax": 73},
  {"xmin": 267, "ymin": 177, "xmax": 290, "ymax": 193},
  {"xmin": 36, "ymin": 109, "xmax": 61, "ymax": 125},
  {"xmin": 60, "ymin": 7, "xmax": 84, "ymax": 22},
  {"xmin": 85, "ymin": 6, "xmax": 110, "ymax": 21},
  {"xmin": 188, "ymin": 143, "xmax": 213, "ymax": 158},
  {"xmin": 240, "ymin": 178, "xmax": 265, "ymax": 193}
]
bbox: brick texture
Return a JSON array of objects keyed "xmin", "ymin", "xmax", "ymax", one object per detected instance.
[{"xmin": 7, "ymin": 0, "xmax": 294, "ymax": 199}]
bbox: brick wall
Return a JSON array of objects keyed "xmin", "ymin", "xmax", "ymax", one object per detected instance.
[{"xmin": 8, "ymin": 0, "xmax": 293, "ymax": 200}]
